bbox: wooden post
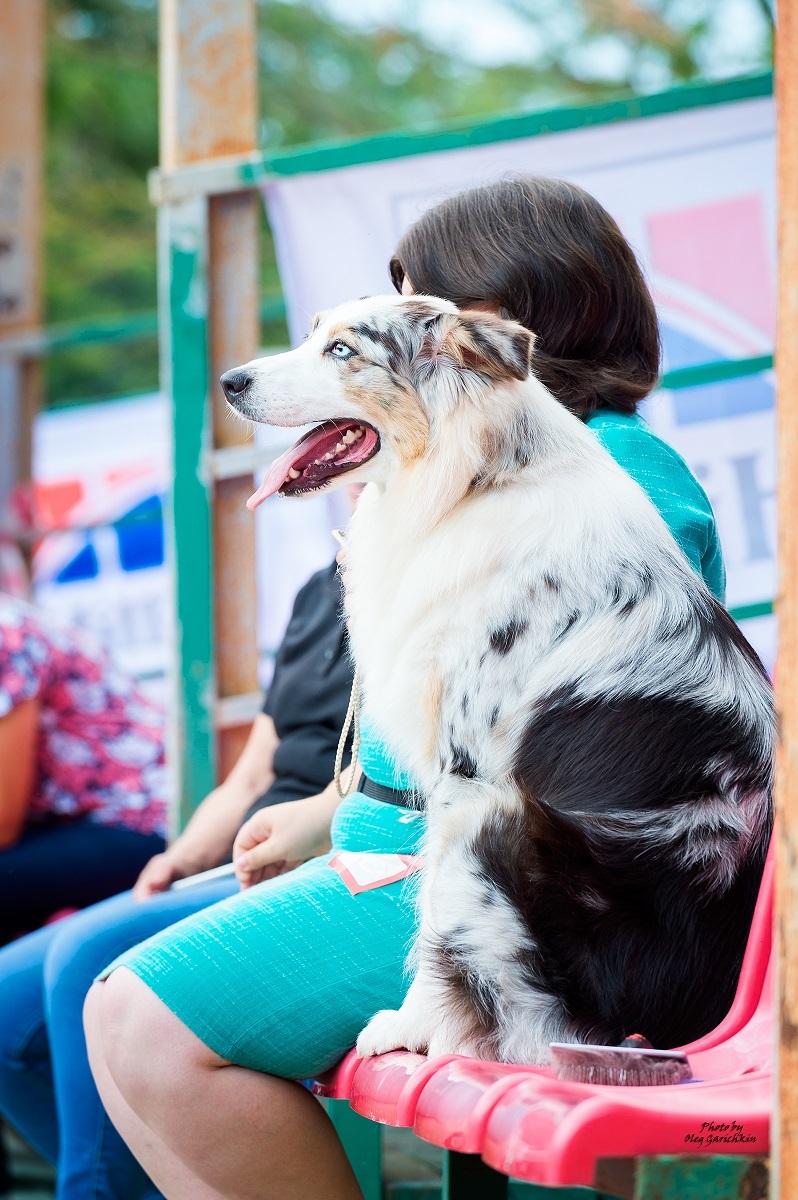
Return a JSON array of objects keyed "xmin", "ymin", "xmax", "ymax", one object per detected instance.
[
  {"xmin": 159, "ymin": 0, "xmax": 260, "ymax": 825},
  {"xmin": 776, "ymin": 3, "xmax": 798, "ymax": 1194},
  {"xmin": 209, "ymin": 190, "xmax": 261, "ymax": 782},
  {"xmin": 0, "ymin": 0, "xmax": 44, "ymax": 507}
]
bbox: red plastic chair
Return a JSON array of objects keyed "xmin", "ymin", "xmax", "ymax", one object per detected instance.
[
  {"xmin": 410, "ymin": 944, "xmax": 772, "ymax": 1174},
  {"xmin": 315, "ymin": 839, "xmax": 774, "ymax": 1154},
  {"xmin": 408, "ymin": 838, "xmax": 775, "ymax": 1156}
]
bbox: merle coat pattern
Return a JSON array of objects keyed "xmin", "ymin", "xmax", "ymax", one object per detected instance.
[{"xmin": 222, "ymin": 294, "xmax": 773, "ymax": 1064}]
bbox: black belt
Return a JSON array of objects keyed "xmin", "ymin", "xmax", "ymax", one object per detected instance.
[{"xmin": 358, "ymin": 772, "xmax": 419, "ymax": 809}]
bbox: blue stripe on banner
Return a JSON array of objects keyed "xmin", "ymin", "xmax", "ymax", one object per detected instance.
[
  {"xmin": 56, "ymin": 542, "xmax": 99, "ymax": 584},
  {"xmin": 670, "ymin": 375, "xmax": 773, "ymax": 425},
  {"xmin": 661, "ymin": 326, "xmax": 725, "ymax": 372},
  {"xmin": 660, "ymin": 324, "xmax": 773, "ymax": 425},
  {"xmin": 115, "ymin": 496, "xmax": 165, "ymax": 571}
]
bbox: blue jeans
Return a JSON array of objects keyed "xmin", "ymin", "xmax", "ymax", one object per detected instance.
[{"xmin": 0, "ymin": 876, "xmax": 237, "ymax": 1200}]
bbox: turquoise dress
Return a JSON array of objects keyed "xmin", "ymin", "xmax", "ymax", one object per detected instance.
[
  {"xmin": 587, "ymin": 411, "xmax": 724, "ymax": 602},
  {"xmin": 101, "ymin": 412, "xmax": 725, "ymax": 1077}
]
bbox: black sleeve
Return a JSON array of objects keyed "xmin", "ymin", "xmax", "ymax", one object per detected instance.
[
  {"xmin": 253, "ymin": 560, "xmax": 355, "ymax": 811},
  {"xmin": 261, "ymin": 567, "xmax": 333, "ymax": 719}
]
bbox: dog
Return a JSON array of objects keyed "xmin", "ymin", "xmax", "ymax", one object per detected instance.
[{"xmin": 221, "ymin": 294, "xmax": 773, "ymax": 1064}]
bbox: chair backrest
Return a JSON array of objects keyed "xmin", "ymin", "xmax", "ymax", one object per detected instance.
[{"xmin": 680, "ymin": 836, "xmax": 773, "ymax": 1055}]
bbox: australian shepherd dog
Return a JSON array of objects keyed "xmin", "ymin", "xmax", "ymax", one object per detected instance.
[{"xmin": 222, "ymin": 295, "xmax": 773, "ymax": 1064}]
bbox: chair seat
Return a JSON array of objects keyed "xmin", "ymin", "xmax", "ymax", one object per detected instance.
[{"xmin": 314, "ymin": 840, "xmax": 774, "ymax": 1184}]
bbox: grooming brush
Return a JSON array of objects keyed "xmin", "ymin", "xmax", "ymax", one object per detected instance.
[
  {"xmin": 171, "ymin": 862, "xmax": 237, "ymax": 890},
  {"xmin": 550, "ymin": 1034, "xmax": 693, "ymax": 1086}
]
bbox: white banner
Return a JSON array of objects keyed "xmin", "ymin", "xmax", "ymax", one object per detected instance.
[{"xmin": 264, "ymin": 95, "xmax": 776, "ymax": 668}]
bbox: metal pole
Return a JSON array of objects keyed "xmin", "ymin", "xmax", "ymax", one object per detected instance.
[
  {"xmin": 776, "ymin": 2, "xmax": 798, "ymax": 1193},
  {"xmin": 159, "ymin": 0, "xmax": 260, "ymax": 825},
  {"xmin": 0, "ymin": 0, "xmax": 44, "ymax": 514}
]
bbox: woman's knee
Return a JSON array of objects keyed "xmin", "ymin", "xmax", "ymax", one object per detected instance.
[{"xmin": 84, "ymin": 970, "xmax": 222, "ymax": 1116}]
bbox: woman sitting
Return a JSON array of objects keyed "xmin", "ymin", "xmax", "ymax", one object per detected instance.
[
  {"xmin": 0, "ymin": 593, "xmax": 168, "ymax": 938},
  {"xmin": 0, "ymin": 559, "xmax": 352, "ymax": 1200}
]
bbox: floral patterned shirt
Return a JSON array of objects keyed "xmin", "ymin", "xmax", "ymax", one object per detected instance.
[{"xmin": 0, "ymin": 595, "xmax": 168, "ymax": 837}]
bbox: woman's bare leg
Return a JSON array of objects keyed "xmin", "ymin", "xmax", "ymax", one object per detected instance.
[
  {"xmin": 84, "ymin": 989, "xmax": 225, "ymax": 1200},
  {"xmin": 84, "ymin": 972, "xmax": 363, "ymax": 1200}
]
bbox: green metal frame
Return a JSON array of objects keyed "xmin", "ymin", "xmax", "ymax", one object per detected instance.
[
  {"xmin": 610, "ymin": 1155, "xmax": 768, "ymax": 1200},
  {"xmin": 244, "ymin": 71, "xmax": 772, "ymax": 181},
  {"xmin": 662, "ymin": 354, "xmax": 773, "ymax": 391},
  {"xmin": 158, "ymin": 195, "xmax": 217, "ymax": 827},
  {"xmin": 150, "ymin": 72, "xmax": 772, "ymax": 203},
  {"xmin": 383, "ymin": 1157, "xmax": 767, "ymax": 1199}
]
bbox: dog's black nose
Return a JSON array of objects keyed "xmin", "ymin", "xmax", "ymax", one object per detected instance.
[{"xmin": 220, "ymin": 369, "xmax": 252, "ymax": 401}]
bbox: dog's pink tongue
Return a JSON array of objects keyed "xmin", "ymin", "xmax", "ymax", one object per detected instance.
[
  {"xmin": 247, "ymin": 421, "xmax": 378, "ymax": 509},
  {"xmin": 246, "ymin": 422, "xmax": 353, "ymax": 511},
  {"xmin": 247, "ymin": 445, "xmax": 302, "ymax": 511}
]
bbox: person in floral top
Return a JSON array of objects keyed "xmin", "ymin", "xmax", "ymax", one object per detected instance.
[{"xmin": 0, "ymin": 594, "xmax": 168, "ymax": 937}]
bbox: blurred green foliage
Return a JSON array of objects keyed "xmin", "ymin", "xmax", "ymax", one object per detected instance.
[{"xmin": 43, "ymin": 0, "xmax": 772, "ymax": 406}]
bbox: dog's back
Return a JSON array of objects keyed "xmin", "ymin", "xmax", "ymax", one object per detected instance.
[
  {"xmin": 486, "ymin": 596, "xmax": 771, "ymax": 1050},
  {"xmin": 408, "ymin": 416, "xmax": 774, "ymax": 1058}
]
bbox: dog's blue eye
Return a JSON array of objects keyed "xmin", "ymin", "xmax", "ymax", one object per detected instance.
[{"xmin": 328, "ymin": 341, "xmax": 355, "ymax": 360}]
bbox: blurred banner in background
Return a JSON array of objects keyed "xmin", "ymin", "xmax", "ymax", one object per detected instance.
[
  {"xmin": 32, "ymin": 394, "xmax": 169, "ymax": 683},
  {"xmin": 31, "ymin": 398, "xmax": 348, "ymax": 696},
  {"xmin": 265, "ymin": 92, "xmax": 776, "ymax": 668}
]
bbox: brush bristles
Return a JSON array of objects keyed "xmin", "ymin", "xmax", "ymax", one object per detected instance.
[{"xmin": 550, "ymin": 1042, "xmax": 693, "ymax": 1087}]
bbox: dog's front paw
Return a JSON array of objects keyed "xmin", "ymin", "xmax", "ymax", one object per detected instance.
[{"xmin": 356, "ymin": 1008, "xmax": 429, "ymax": 1057}]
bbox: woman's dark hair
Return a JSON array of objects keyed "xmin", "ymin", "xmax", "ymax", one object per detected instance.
[{"xmin": 390, "ymin": 176, "xmax": 660, "ymax": 418}]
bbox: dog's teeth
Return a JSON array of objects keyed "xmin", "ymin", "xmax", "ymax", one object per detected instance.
[
  {"xmin": 343, "ymin": 430, "xmax": 356, "ymax": 444},
  {"xmin": 335, "ymin": 442, "xmax": 345, "ymax": 454},
  {"xmin": 287, "ymin": 468, "xmax": 300, "ymax": 479},
  {"xmin": 323, "ymin": 452, "xmax": 334, "ymax": 461},
  {"xmin": 354, "ymin": 428, "xmax": 364, "ymax": 439}
]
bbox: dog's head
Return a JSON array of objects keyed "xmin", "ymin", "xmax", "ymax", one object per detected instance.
[{"xmin": 220, "ymin": 294, "xmax": 535, "ymax": 509}]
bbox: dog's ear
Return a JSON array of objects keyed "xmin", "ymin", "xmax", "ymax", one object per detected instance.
[
  {"xmin": 307, "ymin": 310, "xmax": 328, "ymax": 336},
  {"xmin": 420, "ymin": 311, "xmax": 534, "ymax": 383}
]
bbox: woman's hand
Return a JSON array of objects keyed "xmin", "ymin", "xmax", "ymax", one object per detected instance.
[
  {"xmin": 133, "ymin": 713, "xmax": 281, "ymax": 901},
  {"xmin": 233, "ymin": 788, "xmax": 339, "ymax": 889},
  {"xmin": 133, "ymin": 848, "xmax": 203, "ymax": 900}
]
